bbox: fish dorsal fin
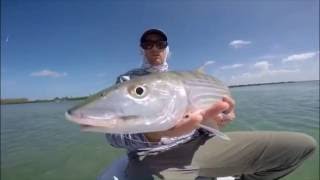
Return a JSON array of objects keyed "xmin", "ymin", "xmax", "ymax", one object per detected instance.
[{"xmin": 196, "ymin": 61, "xmax": 215, "ymax": 74}]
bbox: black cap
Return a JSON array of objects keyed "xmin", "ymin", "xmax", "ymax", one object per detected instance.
[{"xmin": 140, "ymin": 29, "xmax": 167, "ymax": 43}]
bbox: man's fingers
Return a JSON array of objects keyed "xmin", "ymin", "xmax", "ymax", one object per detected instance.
[
  {"xmin": 222, "ymin": 96, "xmax": 235, "ymax": 114},
  {"xmin": 169, "ymin": 97, "xmax": 236, "ymax": 137},
  {"xmin": 221, "ymin": 112, "xmax": 235, "ymax": 122},
  {"xmin": 203, "ymin": 101, "xmax": 229, "ymax": 120}
]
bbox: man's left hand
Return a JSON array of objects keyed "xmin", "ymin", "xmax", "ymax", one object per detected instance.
[{"xmin": 202, "ymin": 96, "xmax": 236, "ymax": 129}]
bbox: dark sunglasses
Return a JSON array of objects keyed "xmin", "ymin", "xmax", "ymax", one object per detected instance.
[{"xmin": 140, "ymin": 40, "xmax": 168, "ymax": 50}]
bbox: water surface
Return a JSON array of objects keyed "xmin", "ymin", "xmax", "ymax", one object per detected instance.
[{"xmin": 1, "ymin": 81, "xmax": 319, "ymax": 180}]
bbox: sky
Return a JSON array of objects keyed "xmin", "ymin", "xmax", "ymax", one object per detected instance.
[{"xmin": 1, "ymin": 0, "xmax": 319, "ymax": 100}]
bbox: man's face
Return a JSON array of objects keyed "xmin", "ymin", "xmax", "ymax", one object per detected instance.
[{"xmin": 141, "ymin": 34, "xmax": 167, "ymax": 66}]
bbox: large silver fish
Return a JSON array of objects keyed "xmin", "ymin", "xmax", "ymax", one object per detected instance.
[{"xmin": 65, "ymin": 69, "xmax": 232, "ymax": 140}]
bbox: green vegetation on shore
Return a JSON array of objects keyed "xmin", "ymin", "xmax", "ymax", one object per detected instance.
[
  {"xmin": 1, "ymin": 98, "xmax": 30, "ymax": 104},
  {"xmin": 1, "ymin": 96, "xmax": 88, "ymax": 105},
  {"xmin": 228, "ymin": 81, "xmax": 298, "ymax": 88}
]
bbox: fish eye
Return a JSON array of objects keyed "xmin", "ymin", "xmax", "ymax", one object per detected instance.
[
  {"xmin": 135, "ymin": 86, "xmax": 145, "ymax": 96},
  {"xmin": 128, "ymin": 85, "xmax": 148, "ymax": 98}
]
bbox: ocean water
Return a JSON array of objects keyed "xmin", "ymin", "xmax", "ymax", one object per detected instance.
[{"xmin": 1, "ymin": 81, "xmax": 319, "ymax": 180}]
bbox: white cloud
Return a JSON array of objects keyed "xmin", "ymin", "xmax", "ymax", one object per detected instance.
[
  {"xmin": 30, "ymin": 69, "xmax": 67, "ymax": 78},
  {"xmin": 198, "ymin": 60, "xmax": 215, "ymax": 71},
  {"xmin": 227, "ymin": 60, "xmax": 301, "ymax": 85},
  {"xmin": 201, "ymin": 60, "xmax": 215, "ymax": 67},
  {"xmin": 220, "ymin": 64, "xmax": 243, "ymax": 70},
  {"xmin": 229, "ymin": 40, "xmax": 251, "ymax": 48},
  {"xmin": 229, "ymin": 68, "xmax": 300, "ymax": 85},
  {"xmin": 256, "ymin": 54, "xmax": 283, "ymax": 60},
  {"xmin": 222, "ymin": 51, "xmax": 319, "ymax": 85},
  {"xmin": 253, "ymin": 61, "xmax": 271, "ymax": 71},
  {"xmin": 282, "ymin": 51, "xmax": 319, "ymax": 63}
]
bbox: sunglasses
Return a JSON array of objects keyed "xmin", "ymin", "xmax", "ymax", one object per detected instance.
[{"xmin": 140, "ymin": 40, "xmax": 168, "ymax": 50}]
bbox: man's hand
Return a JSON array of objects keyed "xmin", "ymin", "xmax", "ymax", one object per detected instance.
[
  {"xmin": 203, "ymin": 96, "xmax": 236, "ymax": 129},
  {"xmin": 145, "ymin": 96, "xmax": 236, "ymax": 142}
]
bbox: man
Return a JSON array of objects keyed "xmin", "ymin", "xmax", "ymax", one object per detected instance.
[{"xmin": 104, "ymin": 29, "xmax": 316, "ymax": 180}]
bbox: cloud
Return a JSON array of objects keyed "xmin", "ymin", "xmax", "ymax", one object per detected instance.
[
  {"xmin": 223, "ymin": 51, "xmax": 319, "ymax": 85},
  {"xmin": 237, "ymin": 68, "xmax": 300, "ymax": 79},
  {"xmin": 30, "ymin": 69, "xmax": 67, "ymax": 78},
  {"xmin": 256, "ymin": 54, "xmax": 283, "ymax": 60},
  {"xmin": 220, "ymin": 64, "xmax": 243, "ymax": 70},
  {"xmin": 229, "ymin": 68, "xmax": 300, "ymax": 85},
  {"xmin": 198, "ymin": 60, "xmax": 215, "ymax": 71},
  {"xmin": 229, "ymin": 40, "xmax": 251, "ymax": 48},
  {"xmin": 228, "ymin": 60, "xmax": 300, "ymax": 85},
  {"xmin": 201, "ymin": 60, "xmax": 215, "ymax": 67},
  {"xmin": 204, "ymin": 60, "xmax": 215, "ymax": 65},
  {"xmin": 253, "ymin": 61, "xmax": 271, "ymax": 71},
  {"xmin": 282, "ymin": 51, "xmax": 319, "ymax": 63}
]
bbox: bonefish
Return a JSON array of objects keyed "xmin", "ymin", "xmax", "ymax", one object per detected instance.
[{"xmin": 66, "ymin": 69, "xmax": 231, "ymax": 140}]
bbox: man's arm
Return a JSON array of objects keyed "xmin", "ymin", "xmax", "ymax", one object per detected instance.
[{"xmin": 145, "ymin": 96, "xmax": 236, "ymax": 142}]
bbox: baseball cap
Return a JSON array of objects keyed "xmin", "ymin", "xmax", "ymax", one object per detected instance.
[{"xmin": 140, "ymin": 29, "xmax": 167, "ymax": 43}]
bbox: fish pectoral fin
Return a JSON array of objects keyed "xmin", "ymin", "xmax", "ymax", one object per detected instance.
[
  {"xmin": 195, "ymin": 61, "xmax": 215, "ymax": 74},
  {"xmin": 198, "ymin": 124, "xmax": 230, "ymax": 141}
]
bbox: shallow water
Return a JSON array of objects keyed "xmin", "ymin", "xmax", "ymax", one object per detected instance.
[{"xmin": 1, "ymin": 81, "xmax": 319, "ymax": 180}]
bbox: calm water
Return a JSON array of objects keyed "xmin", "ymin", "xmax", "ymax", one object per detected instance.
[{"xmin": 1, "ymin": 81, "xmax": 319, "ymax": 180}]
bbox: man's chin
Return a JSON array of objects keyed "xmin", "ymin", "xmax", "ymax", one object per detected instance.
[{"xmin": 149, "ymin": 59, "xmax": 163, "ymax": 66}]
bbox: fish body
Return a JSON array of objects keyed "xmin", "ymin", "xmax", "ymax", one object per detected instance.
[{"xmin": 66, "ymin": 71, "xmax": 231, "ymax": 138}]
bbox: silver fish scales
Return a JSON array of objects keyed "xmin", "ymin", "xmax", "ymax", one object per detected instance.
[{"xmin": 66, "ymin": 70, "xmax": 231, "ymax": 140}]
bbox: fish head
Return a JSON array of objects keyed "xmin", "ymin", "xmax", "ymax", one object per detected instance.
[{"xmin": 66, "ymin": 74, "xmax": 188, "ymax": 133}]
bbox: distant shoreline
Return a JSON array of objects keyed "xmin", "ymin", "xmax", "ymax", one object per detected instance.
[
  {"xmin": 1, "ymin": 96, "xmax": 88, "ymax": 105},
  {"xmin": 1, "ymin": 80, "xmax": 318, "ymax": 105},
  {"xmin": 228, "ymin": 80, "xmax": 316, "ymax": 88}
]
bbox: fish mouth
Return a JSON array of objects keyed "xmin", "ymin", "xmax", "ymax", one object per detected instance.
[
  {"xmin": 65, "ymin": 111, "xmax": 138, "ymax": 130},
  {"xmin": 65, "ymin": 111, "xmax": 117, "ymax": 128}
]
